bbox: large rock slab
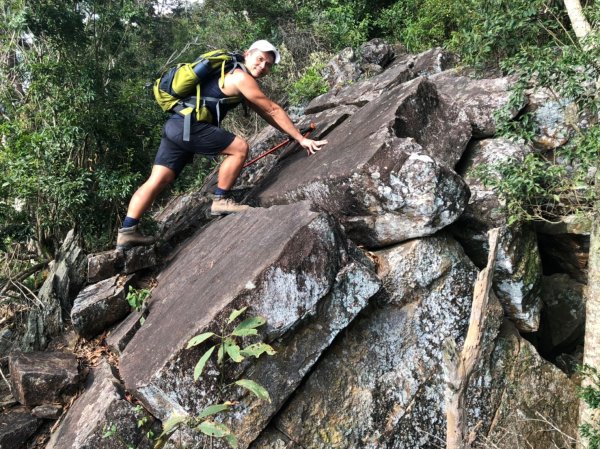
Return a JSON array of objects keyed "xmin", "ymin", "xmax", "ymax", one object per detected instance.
[
  {"xmin": 431, "ymin": 71, "xmax": 518, "ymax": 137},
  {"xmin": 483, "ymin": 321, "xmax": 579, "ymax": 448},
  {"xmin": 120, "ymin": 202, "xmax": 380, "ymax": 448},
  {"xmin": 0, "ymin": 407, "xmax": 42, "ymax": 449},
  {"xmin": 46, "ymin": 360, "xmax": 154, "ymax": 449},
  {"xmin": 71, "ymin": 274, "xmax": 134, "ymax": 340},
  {"xmin": 254, "ymin": 78, "xmax": 471, "ymax": 248},
  {"xmin": 234, "ymin": 105, "xmax": 358, "ymax": 192},
  {"xmin": 9, "ymin": 351, "xmax": 79, "ymax": 406},
  {"xmin": 306, "ymin": 48, "xmax": 455, "ymax": 114},
  {"xmin": 251, "ymin": 235, "xmax": 497, "ymax": 448}
]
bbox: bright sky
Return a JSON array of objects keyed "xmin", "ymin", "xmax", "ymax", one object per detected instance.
[{"xmin": 154, "ymin": 0, "xmax": 204, "ymax": 15}]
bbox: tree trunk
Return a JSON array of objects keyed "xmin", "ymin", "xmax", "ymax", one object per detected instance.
[
  {"xmin": 580, "ymin": 168, "xmax": 600, "ymax": 448},
  {"xmin": 563, "ymin": 0, "xmax": 592, "ymax": 42}
]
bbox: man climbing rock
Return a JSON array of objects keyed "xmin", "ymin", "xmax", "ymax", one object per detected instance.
[{"xmin": 116, "ymin": 40, "xmax": 328, "ymax": 250}]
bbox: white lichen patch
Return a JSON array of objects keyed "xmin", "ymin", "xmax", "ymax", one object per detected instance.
[
  {"xmin": 254, "ymin": 266, "xmax": 330, "ymax": 332},
  {"xmin": 327, "ymin": 263, "xmax": 380, "ymax": 331},
  {"xmin": 409, "ymin": 153, "xmax": 435, "ymax": 164}
]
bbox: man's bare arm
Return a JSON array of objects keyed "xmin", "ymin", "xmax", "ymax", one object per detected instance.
[{"xmin": 230, "ymin": 71, "xmax": 328, "ymax": 154}]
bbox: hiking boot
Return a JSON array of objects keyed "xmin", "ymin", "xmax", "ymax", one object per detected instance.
[
  {"xmin": 210, "ymin": 196, "xmax": 252, "ymax": 216},
  {"xmin": 116, "ymin": 225, "xmax": 155, "ymax": 251}
]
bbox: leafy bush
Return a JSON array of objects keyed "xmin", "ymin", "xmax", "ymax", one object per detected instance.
[
  {"xmin": 314, "ymin": 3, "xmax": 371, "ymax": 49},
  {"xmin": 0, "ymin": 0, "xmax": 164, "ymax": 253},
  {"xmin": 475, "ymin": 125, "xmax": 598, "ymax": 224},
  {"xmin": 376, "ymin": 0, "xmax": 462, "ymax": 51},
  {"xmin": 288, "ymin": 58, "xmax": 329, "ymax": 106},
  {"xmin": 449, "ymin": 0, "xmax": 566, "ymax": 68}
]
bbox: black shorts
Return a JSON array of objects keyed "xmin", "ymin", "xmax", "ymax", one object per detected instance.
[{"xmin": 154, "ymin": 117, "xmax": 236, "ymax": 176}]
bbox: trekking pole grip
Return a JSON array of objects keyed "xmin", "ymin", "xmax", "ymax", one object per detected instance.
[{"xmin": 299, "ymin": 122, "xmax": 316, "ymax": 136}]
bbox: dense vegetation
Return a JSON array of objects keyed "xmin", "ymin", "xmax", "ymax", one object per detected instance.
[{"xmin": 0, "ymin": 0, "xmax": 597, "ymax": 277}]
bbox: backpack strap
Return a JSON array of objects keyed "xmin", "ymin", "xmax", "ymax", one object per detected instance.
[
  {"xmin": 171, "ymin": 103, "xmax": 196, "ymax": 142},
  {"xmin": 173, "ymin": 95, "xmax": 244, "ymax": 142},
  {"xmin": 173, "ymin": 53, "xmax": 249, "ymax": 142}
]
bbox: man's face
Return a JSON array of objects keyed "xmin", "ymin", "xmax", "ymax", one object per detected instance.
[{"xmin": 244, "ymin": 50, "xmax": 275, "ymax": 78}]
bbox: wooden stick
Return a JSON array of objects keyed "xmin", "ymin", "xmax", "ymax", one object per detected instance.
[{"xmin": 445, "ymin": 228, "xmax": 500, "ymax": 449}]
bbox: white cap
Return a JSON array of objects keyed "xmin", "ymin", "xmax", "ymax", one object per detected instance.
[{"xmin": 248, "ymin": 40, "xmax": 281, "ymax": 64}]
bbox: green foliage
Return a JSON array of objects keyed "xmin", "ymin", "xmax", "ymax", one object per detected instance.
[
  {"xmin": 494, "ymin": 112, "xmax": 539, "ymax": 144},
  {"xmin": 156, "ymin": 308, "xmax": 275, "ymax": 448},
  {"xmin": 376, "ymin": 0, "xmax": 462, "ymax": 51},
  {"xmin": 313, "ymin": 2, "xmax": 371, "ymax": 49},
  {"xmin": 475, "ymin": 152, "xmax": 564, "ymax": 224},
  {"xmin": 288, "ymin": 58, "xmax": 329, "ymax": 106},
  {"xmin": 449, "ymin": 0, "xmax": 567, "ymax": 68},
  {"xmin": 475, "ymin": 125, "xmax": 598, "ymax": 224},
  {"xmin": 500, "ymin": 41, "xmax": 600, "ymax": 117},
  {"xmin": 579, "ymin": 365, "xmax": 600, "ymax": 448},
  {"xmin": 126, "ymin": 287, "xmax": 151, "ymax": 313},
  {"xmin": 0, "ymin": 0, "xmax": 164, "ymax": 253}
]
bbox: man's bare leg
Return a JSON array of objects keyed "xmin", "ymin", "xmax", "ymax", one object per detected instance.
[
  {"xmin": 117, "ymin": 165, "xmax": 176, "ymax": 250},
  {"xmin": 126, "ymin": 165, "xmax": 177, "ymax": 219},
  {"xmin": 216, "ymin": 136, "xmax": 249, "ymax": 190}
]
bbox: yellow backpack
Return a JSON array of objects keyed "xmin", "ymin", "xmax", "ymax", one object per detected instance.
[{"xmin": 153, "ymin": 50, "xmax": 247, "ymax": 141}]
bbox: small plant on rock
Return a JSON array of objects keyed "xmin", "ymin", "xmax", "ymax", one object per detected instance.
[
  {"xmin": 126, "ymin": 286, "xmax": 152, "ymax": 326},
  {"xmin": 126, "ymin": 286, "xmax": 151, "ymax": 312},
  {"xmin": 101, "ymin": 404, "xmax": 155, "ymax": 449},
  {"xmin": 154, "ymin": 307, "xmax": 276, "ymax": 448}
]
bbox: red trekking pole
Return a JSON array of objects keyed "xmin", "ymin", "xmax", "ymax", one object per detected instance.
[{"xmin": 243, "ymin": 122, "xmax": 316, "ymax": 168}]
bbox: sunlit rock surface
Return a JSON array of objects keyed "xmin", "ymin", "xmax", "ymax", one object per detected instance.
[
  {"xmin": 255, "ymin": 78, "xmax": 471, "ymax": 248},
  {"xmin": 120, "ymin": 202, "xmax": 380, "ymax": 448}
]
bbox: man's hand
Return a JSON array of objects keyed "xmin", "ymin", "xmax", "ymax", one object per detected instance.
[{"xmin": 299, "ymin": 137, "xmax": 328, "ymax": 155}]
